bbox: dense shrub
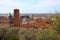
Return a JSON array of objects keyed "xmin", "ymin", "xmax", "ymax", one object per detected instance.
[
  {"xmin": 0, "ymin": 14, "xmax": 60, "ymax": 40},
  {"xmin": 0, "ymin": 26, "xmax": 59, "ymax": 40},
  {"xmin": 0, "ymin": 27, "xmax": 19, "ymax": 40}
]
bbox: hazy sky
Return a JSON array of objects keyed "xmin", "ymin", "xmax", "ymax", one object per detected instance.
[{"xmin": 0, "ymin": 0, "xmax": 60, "ymax": 14}]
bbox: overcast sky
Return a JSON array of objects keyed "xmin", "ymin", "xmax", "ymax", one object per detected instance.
[{"xmin": 0, "ymin": 0, "xmax": 60, "ymax": 14}]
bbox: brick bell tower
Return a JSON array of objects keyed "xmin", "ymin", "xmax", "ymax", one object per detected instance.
[{"xmin": 14, "ymin": 9, "xmax": 20, "ymax": 26}]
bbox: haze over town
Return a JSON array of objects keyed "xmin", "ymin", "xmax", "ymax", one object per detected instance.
[{"xmin": 0, "ymin": 0, "xmax": 59, "ymax": 14}]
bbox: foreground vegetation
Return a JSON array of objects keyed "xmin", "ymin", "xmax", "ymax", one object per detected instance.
[{"xmin": 0, "ymin": 13, "xmax": 60, "ymax": 40}]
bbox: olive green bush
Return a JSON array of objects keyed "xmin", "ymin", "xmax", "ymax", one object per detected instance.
[
  {"xmin": 0, "ymin": 27, "xmax": 19, "ymax": 40},
  {"xmin": 0, "ymin": 14, "xmax": 60, "ymax": 40},
  {"xmin": 0, "ymin": 26, "xmax": 59, "ymax": 40}
]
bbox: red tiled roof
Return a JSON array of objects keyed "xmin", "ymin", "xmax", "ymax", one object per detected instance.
[{"xmin": 33, "ymin": 19, "xmax": 50, "ymax": 28}]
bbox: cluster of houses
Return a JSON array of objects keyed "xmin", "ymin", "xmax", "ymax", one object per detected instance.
[{"xmin": 0, "ymin": 9, "xmax": 53, "ymax": 29}]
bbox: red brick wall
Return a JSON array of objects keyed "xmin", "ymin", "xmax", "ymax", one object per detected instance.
[
  {"xmin": 33, "ymin": 19, "xmax": 50, "ymax": 28},
  {"xmin": 14, "ymin": 9, "xmax": 20, "ymax": 26}
]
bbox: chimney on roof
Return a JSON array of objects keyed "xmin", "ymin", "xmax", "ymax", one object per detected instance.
[{"xmin": 13, "ymin": 9, "xmax": 20, "ymax": 26}]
